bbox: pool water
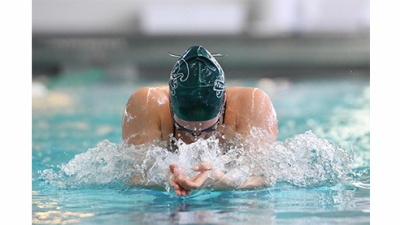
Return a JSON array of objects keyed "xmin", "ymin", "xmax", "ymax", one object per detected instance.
[{"xmin": 32, "ymin": 74, "xmax": 370, "ymax": 224}]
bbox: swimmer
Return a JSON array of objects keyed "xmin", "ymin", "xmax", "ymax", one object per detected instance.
[{"xmin": 122, "ymin": 46, "xmax": 278, "ymax": 196}]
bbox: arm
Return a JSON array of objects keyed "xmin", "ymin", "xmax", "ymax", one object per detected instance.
[
  {"xmin": 234, "ymin": 87, "xmax": 278, "ymax": 142},
  {"xmin": 169, "ymin": 162, "xmax": 269, "ymax": 196},
  {"xmin": 122, "ymin": 87, "xmax": 176, "ymax": 189},
  {"xmin": 169, "ymin": 88, "xmax": 278, "ymax": 195},
  {"xmin": 122, "ymin": 87, "xmax": 169, "ymax": 145}
]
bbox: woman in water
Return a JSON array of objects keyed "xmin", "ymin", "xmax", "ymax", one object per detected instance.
[{"xmin": 122, "ymin": 46, "xmax": 278, "ymax": 196}]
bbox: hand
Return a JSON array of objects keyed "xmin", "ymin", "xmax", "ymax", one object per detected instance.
[
  {"xmin": 169, "ymin": 164, "xmax": 191, "ymax": 196},
  {"xmin": 168, "ymin": 162, "xmax": 267, "ymax": 196},
  {"xmin": 169, "ymin": 162, "xmax": 223, "ymax": 196}
]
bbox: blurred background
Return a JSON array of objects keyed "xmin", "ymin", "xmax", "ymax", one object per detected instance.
[{"xmin": 32, "ymin": 0, "xmax": 370, "ymax": 83}]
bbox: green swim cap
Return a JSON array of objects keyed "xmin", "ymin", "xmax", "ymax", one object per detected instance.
[{"xmin": 169, "ymin": 46, "xmax": 225, "ymax": 121}]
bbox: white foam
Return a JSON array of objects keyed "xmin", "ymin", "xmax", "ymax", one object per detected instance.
[{"xmin": 39, "ymin": 129, "xmax": 354, "ymax": 191}]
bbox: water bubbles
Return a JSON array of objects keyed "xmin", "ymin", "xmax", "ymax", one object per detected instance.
[{"xmin": 38, "ymin": 129, "xmax": 354, "ymax": 191}]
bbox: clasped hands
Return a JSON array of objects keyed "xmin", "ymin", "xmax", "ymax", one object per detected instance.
[{"xmin": 169, "ymin": 162, "xmax": 224, "ymax": 196}]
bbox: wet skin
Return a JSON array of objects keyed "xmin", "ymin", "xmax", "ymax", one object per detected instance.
[{"xmin": 122, "ymin": 86, "xmax": 278, "ymax": 196}]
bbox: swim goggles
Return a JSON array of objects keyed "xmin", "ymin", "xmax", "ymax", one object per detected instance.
[{"xmin": 172, "ymin": 114, "xmax": 221, "ymax": 137}]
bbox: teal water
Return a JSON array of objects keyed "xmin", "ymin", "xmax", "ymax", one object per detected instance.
[{"xmin": 32, "ymin": 75, "xmax": 370, "ymax": 224}]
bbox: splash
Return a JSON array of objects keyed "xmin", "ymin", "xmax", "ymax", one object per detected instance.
[{"xmin": 38, "ymin": 130, "xmax": 354, "ymax": 191}]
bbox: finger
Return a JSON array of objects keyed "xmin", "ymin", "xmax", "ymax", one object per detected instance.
[
  {"xmin": 169, "ymin": 165, "xmax": 187, "ymax": 189},
  {"xmin": 169, "ymin": 170, "xmax": 189, "ymax": 194},
  {"xmin": 178, "ymin": 188, "xmax": 191, "ymax": 197},
  {"xmin": 172, "ymin": 182, "xmax": 185, "ymax": 196},
  {"xmin": 193, "ymin": 162, "xmax": 213, "ymax": 172},
  {"xmin": 176, "ymin": 170, "xmax": 211, "ymax": 190},
  {"xmin": 171, "ymin": 180, "xmax": 190, "ymax": 197},
  {"xmin": 169, "ymin": 167, "xmax": 181, "ymax": 189},
  {"xmin": 169, "ymin": 177, "xmax": 181, "ymax": 190},
  {"xmin": 176, "ymin": 189, "xmax": 183, "ymax": 196},
  {"xmin": 170, "ymin": 170, "xmax": 193, "ymax": 196},
  {"xmin": 170, "ymin": 165, "xmax": 206, "ymax": 193},
  {"xmin": 191, "ymin": 170, "xmax": 212, "ymax": 186},
  {"xmin": 178, "ymin": 186, "xmax": 191, "ymax": 196},
  {"xmin": 168, "ymin": 164, "xmax": 194, "ymax": 196},
  {"xmin": 169, "ymin": 164, "xmax": 178, "ymax": 173}
]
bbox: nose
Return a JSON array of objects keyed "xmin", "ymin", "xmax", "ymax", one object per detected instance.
[
  {"xmin": 181, "ymin": 131, "xmax": 212, "ymax": 144},
  {"xmin": 192, "ymin": 131, "xmax": 213, "ymax": 140}
]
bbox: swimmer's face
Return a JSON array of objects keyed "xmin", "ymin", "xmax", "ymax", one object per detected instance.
[{"xmin": 173, "ymin": 114, "xmax": 221, "ymax": 143}]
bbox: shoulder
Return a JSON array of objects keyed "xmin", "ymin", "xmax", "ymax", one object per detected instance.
[
  {"xmin": 129, "ymin": 86, "xmax": 169, "ymax": 100},
  {"xmin": 225, "ymin": 86, "xmax": 276, "ymax": 122},
  {"xmin": 125, "ymin": 85, "xmax": 171, "ymax": 117},
  {"xmin": 226, "ymin": 87, "xmax": 271, "ymax": 103},
  {"xmin": 225, "ymin": 86, "xmax": 278, "ymax": 140},
  {"xmin": 122, "ymin": 86, "xmax": 172, "ymax": 144},
  {"xmin": 127, "ymin": 86, "xmax": 169, "ymax": 107}
]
